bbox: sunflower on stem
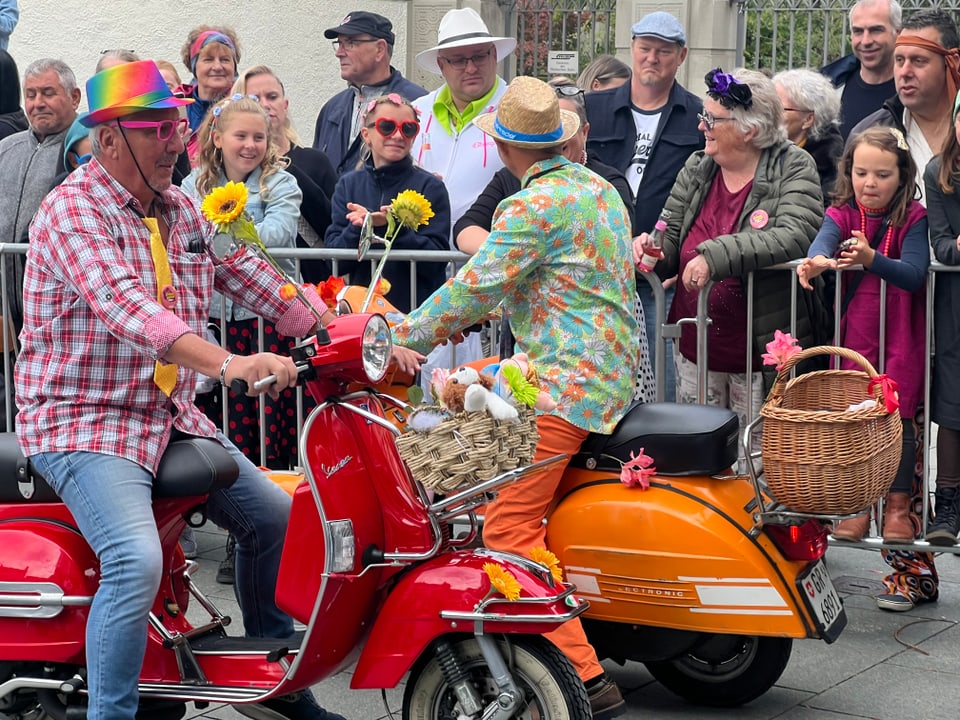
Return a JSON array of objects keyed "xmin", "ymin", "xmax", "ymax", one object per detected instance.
[
  {"xmin": 201, "ymin": 181, "xmax": 325, "ymax": 326},
  {"xmin": 359, "ymin": 189, "xmax": 435, "ymax": 311}
]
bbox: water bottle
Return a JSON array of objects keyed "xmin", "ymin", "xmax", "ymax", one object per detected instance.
[{"xmin": 638, "ymin": 209, "xmax": 671, "ymax": 273}]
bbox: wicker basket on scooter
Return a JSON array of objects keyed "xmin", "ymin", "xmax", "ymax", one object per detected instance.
[
  {"xmin": 395, "ymin": 405, "xmax": 538, "ymax": 493},
  {"xmin": 759, "ymin": 345, "xmax": 903, "ymax": 515}
]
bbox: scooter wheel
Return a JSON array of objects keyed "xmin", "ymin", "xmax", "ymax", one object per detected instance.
[
  {"xmin": 645, "ymin": 635, "xmax": 792, "ymax": 707},
  {"xmin": 403, "ymin": 635, "xmax": 590, "ymax": 720}
]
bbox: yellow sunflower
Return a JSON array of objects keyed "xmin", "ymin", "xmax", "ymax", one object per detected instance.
[
  {"xmin": 483, "ymin": 562, "xmax": 522, "ymax": 601},
  {"xmin": 530, "ymin": 547, "xmax": 563, "ymax": 583},
  {"xmin": 202, "ymin": 181, "xmax": 248, "ymax": 226},
  {"xmin": 390, "ymin": 189, "xmax": 434, "ymax": 231}
]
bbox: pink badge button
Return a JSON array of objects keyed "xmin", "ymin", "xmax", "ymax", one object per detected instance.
[
  {"xmin": 160, "ymin": 285, "xmax": 177, "ymax": 309},
  {"xmin": 750, "ymin": 210, "xmax": 769, "ymax": 229}
]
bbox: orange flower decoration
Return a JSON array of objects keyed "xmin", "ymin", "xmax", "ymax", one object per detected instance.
[
  {"xmin": 530, "ymin": 547, "xmax": 563, "ymax": 583},
  {"xmin": 278, "ymin": 283, "xmax": 297, "ymax": 301},
  {"xmin": 483, "ymin": 562, "xmax": 521, "ymax": 601},
  {"xmin": 316, "ymin": 276, "xmax": 346, "ymax": 309}
]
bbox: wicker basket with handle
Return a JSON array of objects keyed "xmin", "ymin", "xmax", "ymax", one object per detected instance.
[
  {"xmin": 395, "ymin": 405, "xmax": 538, "ymax": 493},
  {"xmin": 759, "ymin": 345, "xmax": 903, "ymax": 515}
]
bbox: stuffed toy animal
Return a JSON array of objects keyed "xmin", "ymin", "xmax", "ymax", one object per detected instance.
[{"xmin": 441, "ymin": 367, "xmax": 519, "ymax": 421}]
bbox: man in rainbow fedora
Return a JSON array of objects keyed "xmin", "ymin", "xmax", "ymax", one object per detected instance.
[
  {"xmin": 393, "ymin": 75, "xmax": 638, "ymax": 720},
  {"xmin": 15, "ymin": 59, "xmax": 346, "ymax": 720}
]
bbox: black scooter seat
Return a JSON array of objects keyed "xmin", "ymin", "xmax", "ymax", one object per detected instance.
[
  {"xmin": 570, "ymin": 402, "xmax": 740, "ymax": 477},
  {"xmin": 0, "ymin": 432, "xmax": 239, "ymax": 503}
]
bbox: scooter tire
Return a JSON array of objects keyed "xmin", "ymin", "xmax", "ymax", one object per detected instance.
[
  {"xmin": 402, "ymin": 635, "xmax": 590, "ymax": 720},
  {"xmin": 644, "ymin": 635, "xmax": 792, "ymax": 707}
]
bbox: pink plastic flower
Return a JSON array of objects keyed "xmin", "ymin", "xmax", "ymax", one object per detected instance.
[
  {"xmin": 430, "ymin": 367, "xmax": 450, "ymax": 404},
  {"xmin": 620, "ymin": 449, "xmax": 656, "ymax": 490},
  {"xmin": 762, "ymin": 330, "xmax": 802, "ymax": 370}
]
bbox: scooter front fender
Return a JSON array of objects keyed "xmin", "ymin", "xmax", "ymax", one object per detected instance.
[{"xmin": 350, "ymin": 549, "xmax": 586, "ymax": 689}]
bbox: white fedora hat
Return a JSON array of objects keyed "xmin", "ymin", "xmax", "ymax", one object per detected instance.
[
  {"xmin": 416, "ymin": 8, "xmax": 518, "ymax": 75},
  {"xmin": 474, "ymin": 76, "xmax": 580, "ymax": 148}
]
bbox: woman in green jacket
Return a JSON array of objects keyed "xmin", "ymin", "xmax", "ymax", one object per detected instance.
[{"xmin": 634, "ymin": 67, "xmax": 826, "ymax": 464}]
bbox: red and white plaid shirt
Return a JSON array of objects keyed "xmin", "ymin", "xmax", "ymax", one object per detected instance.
[{"xmin": 15, "ymin": 160, "xmax": 319, "ymax": 473}]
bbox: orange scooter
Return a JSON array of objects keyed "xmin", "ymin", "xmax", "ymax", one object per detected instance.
[
  {"xmin": 546, "ymin": 401, "xmax": 845, "ymax": 707},
  {"xmin": 334, "ymin": 286, "xmax": 847, "ymax": 707}
]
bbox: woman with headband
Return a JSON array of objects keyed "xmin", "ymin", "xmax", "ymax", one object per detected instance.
[{"xmin": 178, "ymin": 25, "xmax": 242, "ymax": 164}]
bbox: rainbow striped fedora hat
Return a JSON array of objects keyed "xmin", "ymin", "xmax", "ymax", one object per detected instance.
[{"xmin": 80, "ymin": 60, "xmax": 193, "ymax": 128}]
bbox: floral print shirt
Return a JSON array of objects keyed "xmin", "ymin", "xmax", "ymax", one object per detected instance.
[{"xmin": 393, "ymin": 155, "xmax": 639, "ymax": 434}]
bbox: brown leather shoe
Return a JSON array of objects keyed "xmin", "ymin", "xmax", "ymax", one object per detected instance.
[
  {"xmin": 882, "ymin": 492, "xmax": 915, "ymax": 542},
  {"xmin": 831, "ymin": 512, "xmax": 870, "ymax": 541},
  {"xmin": 587, "ymin": 677, "xmax": 627, "ymax": 719}
]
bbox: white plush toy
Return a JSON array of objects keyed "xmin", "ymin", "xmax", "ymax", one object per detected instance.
[{"xmin": 442, "ymin": 367, "xmax": 520, "ymax": 421}]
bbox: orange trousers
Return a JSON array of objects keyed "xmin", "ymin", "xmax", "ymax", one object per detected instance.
[{"xmin": 482, "ymin": 413, "xmax": 604, "ymax": 683}]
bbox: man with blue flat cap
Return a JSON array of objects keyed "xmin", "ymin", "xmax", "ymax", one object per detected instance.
[
  {"xmin": 585, "ymin": 11, "xmax": 704, "ymax": 403},
  {"xmin": 16, "ymin": 59, "xmax": 345, "ymax": 720}
]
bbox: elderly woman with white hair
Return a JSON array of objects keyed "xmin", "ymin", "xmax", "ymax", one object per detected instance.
[
  {"xmin": 633, "ymin": 68, "xmax": 825, "ymax": 456},
  {"xmin": 773, "ymin": 68, "xmax": 844, "ymax": 203}
]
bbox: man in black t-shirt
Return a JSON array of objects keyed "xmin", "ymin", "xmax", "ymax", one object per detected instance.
[{"xmin": 822, "ymin": 0, "xmax": 901, "ymax": 139}]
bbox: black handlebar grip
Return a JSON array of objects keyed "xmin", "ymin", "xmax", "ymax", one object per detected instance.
[{"xmin": 230, "ymin": 378, "xmax": 249, "ymax": 395}]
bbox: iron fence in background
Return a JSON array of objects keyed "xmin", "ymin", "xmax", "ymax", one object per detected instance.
[
  {"xmin": 735, "ymin": 0, "xmax": 960, "ymax": 71},
  {"xmin": 499, "ymin": 0, "xmax": 618, "ymax": 80}
]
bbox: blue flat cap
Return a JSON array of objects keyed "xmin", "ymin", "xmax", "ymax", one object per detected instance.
[{"xmin": 631, "ymin": 12, "xmax": 686, "ymax": 46}]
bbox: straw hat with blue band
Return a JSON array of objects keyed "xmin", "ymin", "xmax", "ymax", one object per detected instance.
[
  {"xmin": 80, "ymin": 60, "xmax": 194, "ymax": 128},
  {"xmin": 473, "ymin": 75, "xmax": 579, "ymax": 149}
]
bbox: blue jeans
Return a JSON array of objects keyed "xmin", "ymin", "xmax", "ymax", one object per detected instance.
[
  {"xmin": 638, "ymin": 280, "xmax": 676, "ymax": 402},
  {"xmin": 33, "ymin": 432, "xmax": 293, "ymax": 720}
]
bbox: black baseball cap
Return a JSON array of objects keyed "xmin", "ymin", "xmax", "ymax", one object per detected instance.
[{"xmin": 323, "ymin": 11, "xmax": 395, "ymax": 45}]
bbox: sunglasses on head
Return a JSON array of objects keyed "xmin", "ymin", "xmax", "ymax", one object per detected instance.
[{"xmin": 369, "ymin": 117, "xmax": 420, "ymax": 139}]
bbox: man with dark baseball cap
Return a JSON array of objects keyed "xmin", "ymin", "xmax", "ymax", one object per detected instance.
[
  {"xmin": 322, "ymin": 10, "xmax": 396, "ymax": 44},
  {"xmin": 314, "ymin": 10, "xmax": 425, "ymax": 174}
]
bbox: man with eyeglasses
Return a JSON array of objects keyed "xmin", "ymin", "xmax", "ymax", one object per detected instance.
[
  {"xmin": 584, "ymin": 12, "xmax": 703, "ymax": 403},
  {"xmin": 0, "ymin": 58, "xmax": 80, "ymax": 345},
  {"xmin": 17, "ymin": 60, "xmax": 347, "ymax": 720},
  {"xmin": 313, "ymin": 10, "xmax": 425, "ymax": 175},
  {"xmin": 408, "ymin": 7, "xmax": 519, "ymax": 373}
]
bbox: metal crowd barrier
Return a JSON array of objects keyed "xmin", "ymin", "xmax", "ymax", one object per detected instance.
[{"xmin": 1, "ymin": 240, "xmax": 957, "ymax": 557}]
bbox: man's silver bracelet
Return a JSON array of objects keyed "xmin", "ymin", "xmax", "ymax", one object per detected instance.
[{"xmin": 219, "ymin": 354, "xmax": 236, "ymax": 386}]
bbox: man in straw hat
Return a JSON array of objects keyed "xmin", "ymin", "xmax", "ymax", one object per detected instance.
[
  {"xmin": 393, "ymin": 75, "xmax": 638, "ymax": 720},
  {"xmin": 14, "ymin": 59, "xmax": 349, "ymax": 720}
]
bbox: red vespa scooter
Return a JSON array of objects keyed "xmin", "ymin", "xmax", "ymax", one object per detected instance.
[{"xmin": 0, "ymin": 313, "xmax": 590, "ymax": 720}]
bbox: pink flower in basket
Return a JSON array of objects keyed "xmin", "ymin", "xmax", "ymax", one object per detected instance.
[
  {"xmin": 429, "ymin": 367, "xmax": 450, "ymax": 404},
  {"xmin": 621, "ymin": 449, "xmax": 656, "ymax": 490},
  {"xmin": 762, "ymin": 330, "xmax": 802, "ymax": 370}
]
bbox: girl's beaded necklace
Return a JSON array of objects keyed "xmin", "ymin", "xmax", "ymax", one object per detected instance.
[{"xmin": 857, "ymin": 200, "xmax": 893, "ymax": 256}]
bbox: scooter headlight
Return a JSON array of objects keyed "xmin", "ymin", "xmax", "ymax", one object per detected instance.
[{"xmin": 361, "ymin": 314, "xmax": 391, "ymax": 383}]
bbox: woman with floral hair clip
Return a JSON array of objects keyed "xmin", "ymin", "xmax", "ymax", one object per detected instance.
[
  {"xmin": 632, "ymin": 67, "xmax": 825, "ymax": 468},
  {"xmin": 325, "ymin": 92, "xmax": 451, "ymax": 313}
]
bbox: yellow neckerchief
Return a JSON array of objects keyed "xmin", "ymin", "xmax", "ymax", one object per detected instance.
[
  {"xmin": 144, "ymin": 216, "xmax": 178, "ymax": 397},
  {"xmin": 433, "ymin": 82, "xmax": 500, "ymax": 135}
]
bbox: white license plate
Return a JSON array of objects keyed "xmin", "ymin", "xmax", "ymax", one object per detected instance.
[{"xmin": 799, "ymin": 559, "xmax": 845, "ymax": 641}]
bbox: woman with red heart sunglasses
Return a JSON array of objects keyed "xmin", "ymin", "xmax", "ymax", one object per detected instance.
[{"xmin": 325, "ymin": 93, "xmax": 451, "ymax": 313}]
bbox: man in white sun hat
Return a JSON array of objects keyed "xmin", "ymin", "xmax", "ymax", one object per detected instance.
[
  {"xmin": 411, "ymin": 7, "xmax": 517, "ymax": 240},
  {"xmin": 411, "ymin": 7, "xmax": 518, "ymax": 373},
  {"xmin": 393, "ymin": 75, "xmax": 637, "ymax": 720}
]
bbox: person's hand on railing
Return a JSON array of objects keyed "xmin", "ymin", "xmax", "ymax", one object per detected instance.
[
  {"xmin": 681, "ymin": 254, "xmax": 711, "ymax": 292},
  {"xmin": 796, "ymin": 254, "xmax": 837, "ymax": 290}
]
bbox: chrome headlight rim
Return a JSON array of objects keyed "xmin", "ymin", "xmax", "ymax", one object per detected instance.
[{"xmin": 361, "ymin": 314, "xmax": 391, "ymax": 383}]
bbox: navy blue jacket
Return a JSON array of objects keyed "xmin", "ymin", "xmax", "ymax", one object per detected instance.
[
  {"xmin": 585, "ymin": 80, "xmax": 703, "ymax": 234},
  {"xmin": 324, "ymin": 155, "xmax": 451, "ymax": 313},
  {"xmin": 312, "ymin": 68, "xmax": 426, "ymax": 176},
  {"xmin": 821, "ymin": 54, "xmax": 860, "ymax": 88}
]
